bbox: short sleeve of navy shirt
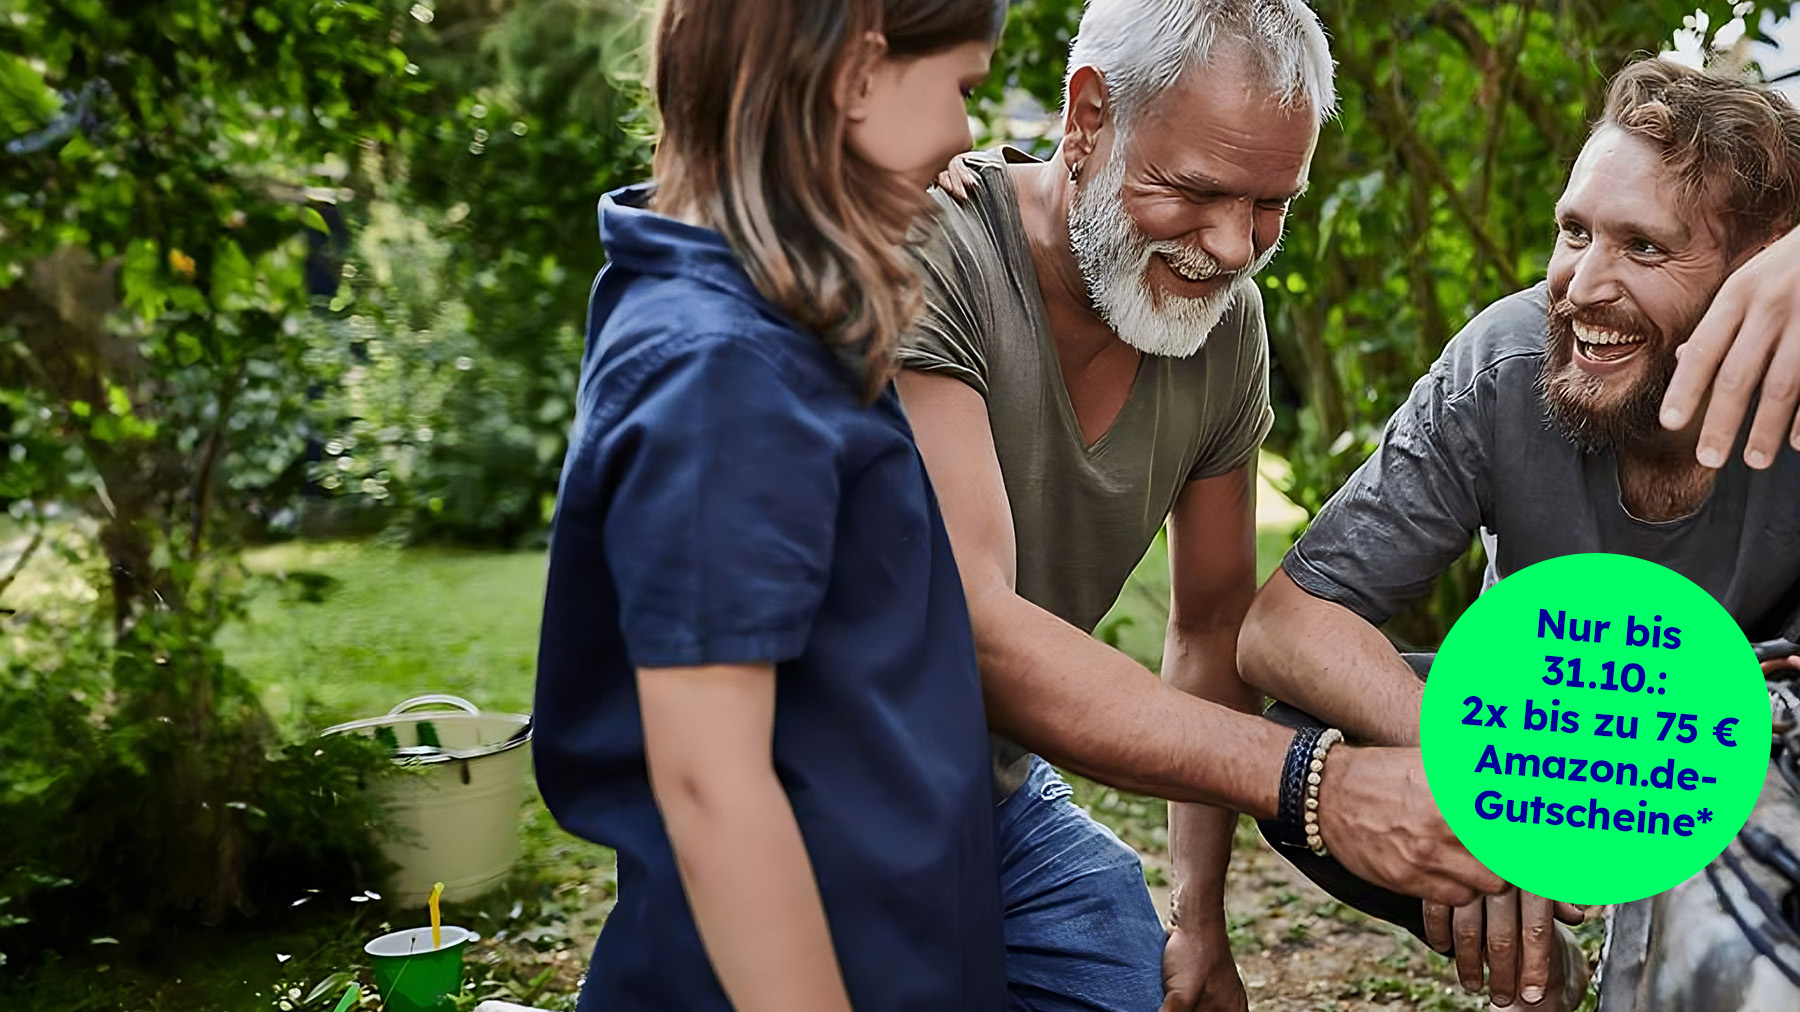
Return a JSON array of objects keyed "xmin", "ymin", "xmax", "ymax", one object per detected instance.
[
  {"xmin": 533, "ymin": 185, "xmax": 1004, "ymax": 1012},
  {"xmin": 601, "ymin": 333, "xmax": 841, "ymax": 667}
]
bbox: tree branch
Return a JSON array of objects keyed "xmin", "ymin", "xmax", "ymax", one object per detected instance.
[
  {"xmin": 1340, "ymin": 47, "xmax": 1524, "ymax": 291},
  {"xmin": 0, "ymin": 523, "xmax": 45, "ymax": 608},
  {"xmin": 1426, "ymin": 3, "xmax": 1573, "ymax": 155},
  {"xmin": 1476, "ymin": 0, "xmax": 1539, "ymax": 222},
  {"xmin": 188, "ymin": 351, "xmax": 244, "ymax": 563}
]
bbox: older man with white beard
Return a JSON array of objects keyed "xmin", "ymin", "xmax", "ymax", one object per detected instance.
[{"xmin": 894, "ymin": 2, "xmax": 1508, "ymax": 1011}]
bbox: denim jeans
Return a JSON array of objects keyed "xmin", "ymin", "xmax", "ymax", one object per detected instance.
[{"xmin": 996, "ymin": 756, "xmax": 1166, "ymax": 1012}]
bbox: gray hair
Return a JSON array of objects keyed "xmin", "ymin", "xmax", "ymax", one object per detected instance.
[{"xmin": 1064, "ymin": 0, "xmax": 1337, "ymax": 135}]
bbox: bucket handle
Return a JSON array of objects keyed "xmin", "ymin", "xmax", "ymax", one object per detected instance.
[{"xmin": 387, "ymin": 694, "xmax": 480, "ymax": 717}]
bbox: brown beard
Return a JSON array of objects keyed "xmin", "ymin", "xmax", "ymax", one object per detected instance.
[{"xmin": 1538, "ymin": 298, "xmax": 1680, "ymax": 453}]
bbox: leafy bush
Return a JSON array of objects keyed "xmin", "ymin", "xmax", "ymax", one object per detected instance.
[
  {"xmin": 0, "ymin": 0, "xmax": 425, "ymax": 963},
  {"xmin": 0, "ymin": 596, "xmax": 397, "ymax": 966},
  {"xmin": 303, "ymin": 199, "xmax": 579, "ymax": 546},
  {"xmin": 300, "ymin": 0, "xmax": 655, "ymax": 546}
]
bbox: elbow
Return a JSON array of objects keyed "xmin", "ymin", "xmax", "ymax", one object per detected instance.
[
  {"xmin": 960, "ymin": 566, "xmax": 1021, "ymax": 661},
  {"xmin": 650, "ymin": 768, "xmax": 721, "ymax": 832},
  {"xmin": 1236, "ymin": 584, "xmax": 1289, "ymax": 700},
  {"xmin": 648, "ymin": 756, "xmax": 777, "ymax": 836}
]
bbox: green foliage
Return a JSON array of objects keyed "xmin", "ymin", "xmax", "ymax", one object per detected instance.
[
  {"xmin": 1, "ymin": 539, "xmax": 603, "ymax": 1007},
  {"xmin": 302, "ymin": 197, "xmax": 580, "ymax": 545},
  {"xmin": 1092, "ymin": 505, "xmax": 1297, "ymax": 671},
  {"xmin": 0, "ymin": 0, "xmax": 648, "ymax": 953},
  {"xmin": 0, "ymin": 599, "xmax": 395, "ymax": 966},
  {"xmin": 971, "ymin": 0, "xmax": 1079, "ymax": 139},
  {"xmin": 307, "ymin": 0, "xmax": 654, "ymax": 544},
  {"xmin": 0, "ymin": 783, "xmax": 609, "ymax": 1011},
  {"xmin": 0, "ymin": 0, "xmax": 427, "ymax": 955},
  {"xmin": 980, "ymin": 0, "xmax": 1797, "ymax": 643}
]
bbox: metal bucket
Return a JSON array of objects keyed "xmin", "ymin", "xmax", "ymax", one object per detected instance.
[{"xmin": 323, "ymin": 695, "xmax": 532, "ymax": 908}]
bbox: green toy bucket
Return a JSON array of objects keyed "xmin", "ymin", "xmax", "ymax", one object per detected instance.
[{"xmin": 365, "ymin": 925, "xmax": 479, "ymax": 1012}]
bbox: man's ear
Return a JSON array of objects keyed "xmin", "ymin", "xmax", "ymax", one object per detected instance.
[
  {"xmin": 1061, "ymin": 65, "xmax": 1111, "ymax": 180},
  {"xmin": 837, "ymin": 30, "xmax": 889, "ymax": 125}
]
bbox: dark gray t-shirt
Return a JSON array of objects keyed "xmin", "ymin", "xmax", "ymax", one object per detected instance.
[{"xmin": 1287, "ymin": 282, "xmax": 1800, "ymax": 640}]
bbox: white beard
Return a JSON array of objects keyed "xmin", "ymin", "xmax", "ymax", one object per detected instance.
[{"xmin": 1066, "ymin": 147, "xmax": 1278, "ymax": 358}]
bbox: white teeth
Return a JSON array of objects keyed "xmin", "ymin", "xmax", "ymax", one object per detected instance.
[
  {"xmin": 1161, "ymin": 252, "xmax": 1215, "ymax": 283},
  {"xmin": 1572, "ymin": 322, "xmax": 1643, "ymax": 346}
]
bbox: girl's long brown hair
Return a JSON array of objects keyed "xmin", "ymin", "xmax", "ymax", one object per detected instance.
[{"xmin": 650, "ymin": 0, "xmax": 1004, "ymax": 398}]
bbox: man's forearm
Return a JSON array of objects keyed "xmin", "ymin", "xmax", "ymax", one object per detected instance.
[
  {"xmin": 1169, "ymin": 803, "xmax": 1236, "ymax": 923},
  {"xmin": 970, "ymin": 574, "xmax": 1506, "ymax": 911},
  {"xmin": 1164, "ymin": 623, "xmax": 1260, "ymax": 924},
  {"xmin": 1238, "ymin": 568, "xmax": 1424, "ymax": 745},
  {"xmin": 970, "ymin": 582, "xmax": 1289, "ymax": 816}
]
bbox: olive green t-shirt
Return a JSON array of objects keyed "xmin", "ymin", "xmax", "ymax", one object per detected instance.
[{"xmin": 899, "ymin": 148, "xmax": 1274, "ymax": 795}]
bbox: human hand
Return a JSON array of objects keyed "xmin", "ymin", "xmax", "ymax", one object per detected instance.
[
  {"xmin": 1316, "ymin": 746, "xmax": 1507, "ymax": 908},
  {"xmin": 1422, "ymin": 888, "xmax": 1589, "ymax": 1007},
  {"xmin": 1659, "ymin": 226, "xmax": 1800, "ymax": 470},
  {"xmin": 933, "ymin": 151, "xmax": 980, "ymax": 200},
  {"xmin": 1763, "ymin": 655, "xmax": 1800, "ymax": 677},
  {"xmin": 1159, "ymin": 918, "xmax": 1248, "ymax": 1012}
]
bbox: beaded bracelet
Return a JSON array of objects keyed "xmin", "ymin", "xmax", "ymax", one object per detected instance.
[
  {"xmin": 1274, "ymin": 726, "xmax": 1325, "ymax": 848},
  {"xmin": 1303, "ymin": 728, "xmax": 1345, "ymax": 857}
]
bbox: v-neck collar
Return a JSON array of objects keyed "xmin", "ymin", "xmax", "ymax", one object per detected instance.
[{"xmin": 983, "ymin": 147, "xmax": 1152, "ymax": 456}]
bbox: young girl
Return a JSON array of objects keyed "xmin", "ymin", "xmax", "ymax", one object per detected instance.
[{"xmin": 533, "ymin": 3, "xmax": 1006, "ymax": 1011}]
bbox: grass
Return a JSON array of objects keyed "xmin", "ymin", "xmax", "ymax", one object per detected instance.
[
  {"xmin": 1091, "ymin": 521, "xmax": 1298, "ymax": 679},
  {"xmin": 217, "ymin": 542, "xmax": 549, "ymax": 735},
  {"xmin": 0, "ymin": 791, "xmax": 615, "ymax": 1011}
]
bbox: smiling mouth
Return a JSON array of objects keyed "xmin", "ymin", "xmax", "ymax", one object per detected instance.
[
  {"xmin": 1156, "ymin": 251, "xmax": 1223, "ymax": 287},
  {"xmin": 1572, "ymin": 321, "xmax": 1647, "ymax": 364}
]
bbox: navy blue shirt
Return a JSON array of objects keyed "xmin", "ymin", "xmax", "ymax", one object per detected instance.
[{"xmin": 534, "ymin": 186, "xmax": 1005, "ymax": 1012}]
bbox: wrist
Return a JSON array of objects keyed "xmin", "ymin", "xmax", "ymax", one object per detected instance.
[
  {"xmin": 1301, "ymin": 728, "xmax": 1345, "ymax": 856},
  {"xmin": 1271, "ymin": 725, "xmax": 1325, "ymax": 848},
  {"xmin": 1167, "ymin": 883, "xmax": 1226, "ymax": 929},
  {"xmin": 1313, "ymin": 744, "xmax": 1354, "ymax": 853}
]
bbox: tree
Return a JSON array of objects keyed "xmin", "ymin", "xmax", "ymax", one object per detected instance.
[
  {"xmin": 0, "ymin": 0, "xmax": 419, "ymax": 936},
  {"xmin": 311, "ymin": 0, "xmax": 655, "ymax": 545}
]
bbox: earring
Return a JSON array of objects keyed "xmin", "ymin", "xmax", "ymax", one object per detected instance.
[{"xmin": 1068, "ymin": 160, "xmax": 1081, "ymax": 185}]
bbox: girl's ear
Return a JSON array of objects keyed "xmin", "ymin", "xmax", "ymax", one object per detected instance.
[{"xmin": 837, "ymin": 30, "xmax": 889, "ymax": 125}]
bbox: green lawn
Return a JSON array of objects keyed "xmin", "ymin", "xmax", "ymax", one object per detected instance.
[
  {"xmin": 219, "ymin": 542, "xmax": 550, "ymax": 734},
  {"xmin": 7, "ymin": 544, "xmax": 604, "ymax": 1012},
  {"xmin": 1094, "ymin": 523, "xmax": 1300, "ymax": 678}
]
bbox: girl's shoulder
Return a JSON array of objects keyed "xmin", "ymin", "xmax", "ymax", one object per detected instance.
[
  {"xmin": 569, "ymin": 270, "xmax": 874, "ymax": 469},
  {"xmin": 596, "ymin": 269, "xmax": 849, "ymax": 399}
]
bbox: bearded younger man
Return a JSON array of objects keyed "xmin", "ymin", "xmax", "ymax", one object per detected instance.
[
  {"xmin": 895, "ymin": 2, "xmax": 1503, "ymax": 1011},
  {"xmin": 1239, "ymin": 58, "xmax": 1800, "ymax": 1010}
]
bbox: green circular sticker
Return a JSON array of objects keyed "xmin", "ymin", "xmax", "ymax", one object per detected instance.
[{"xmin": 1420, "ymin": 553, "xmax": 1770, "ymax": 905}]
